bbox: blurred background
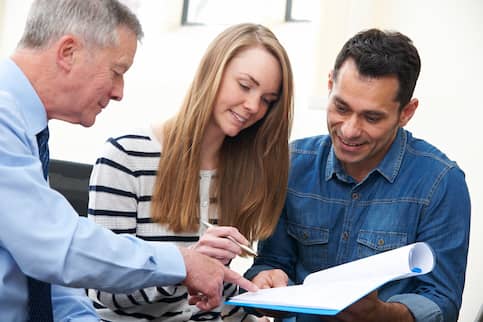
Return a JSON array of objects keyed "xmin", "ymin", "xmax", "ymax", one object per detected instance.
[{"xmin": 1, "ymin": 1, "xmax": 482, "ymax": 320}]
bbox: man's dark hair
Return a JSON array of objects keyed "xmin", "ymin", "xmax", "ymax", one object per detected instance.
[{"xmin": 333, "ymin": 28, "xmax": 421, "ymax": 109}]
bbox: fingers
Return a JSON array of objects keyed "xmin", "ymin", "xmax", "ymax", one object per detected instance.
[
  {"xmin": 186, "ymin": 272, "xmax": 223, "ymax": 310},
  {"xmin": 252, "ymin": 269, "xmax": 288, "ymax": 289},
  {"xmin": 252, "ymin": 273, "xmax": 273, "ymax": 289},
  {"xmin": 180, "ymin": 246, "xmax": 257, "ymax": 310},
  {"xmin": 205, "ymin": 225, "xmax": 249, "ymax": 245},
  {"xmin": 189, "ymin": 292, "xmax": 221, "ymax": 311},
  {"xmin": 193, "ymin": 240, "xmax": 239, "ymax": 261},
  {"xmin": 195, "ymin": 226, "xmax": 252, "ymax": 262},
  {"xmin": 222, "ymin": 266, "xmax": 258, "ymax": 292},
  {"xmin": 270, "ymin": 269, "xmax": 289, "ymax": 287}
]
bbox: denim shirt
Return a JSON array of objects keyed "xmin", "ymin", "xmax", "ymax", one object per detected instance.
[{"xmin": 245, "ymin": 128, "xmax": 470, "ymax": 322}]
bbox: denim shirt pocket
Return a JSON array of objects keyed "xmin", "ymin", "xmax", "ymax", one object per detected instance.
[
  {"xmin": 287, "ymin": 223, "xmax": 329, "ymax": 271},
  {"xmin": 356, "ymin": 230, "xmax": 407, "ymax": 258}
]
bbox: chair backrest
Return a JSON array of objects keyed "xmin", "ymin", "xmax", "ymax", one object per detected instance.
[
  {"xmin": 477, "ymin": 304, "xmax": 483, "ymax": 322},
  {"xmin": 48, "ymin": 159, "xmax": 93, "ymax": 217}
]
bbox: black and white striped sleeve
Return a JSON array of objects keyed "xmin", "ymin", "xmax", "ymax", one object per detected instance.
[{"xmin": 87, "ymin": 136, "xmax": 140, "ymax": 234}]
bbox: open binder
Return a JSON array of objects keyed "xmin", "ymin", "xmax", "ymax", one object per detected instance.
[{"xmin": 226, "ymin": 242, "xmax": 434, "ymax": 316}]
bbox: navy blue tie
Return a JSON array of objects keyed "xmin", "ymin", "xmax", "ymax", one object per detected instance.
[
  {"xmin": 27, "ymin": 126, "xmax": 53, "ymax": 321},
  {"xmin": 36, "ymin": 126, "xmax": 50, "ymax": 180}
]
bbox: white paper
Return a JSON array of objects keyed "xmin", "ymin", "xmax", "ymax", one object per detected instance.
[{"xmin": 227, "ymin": 242, "xmax": 434, "ymax": 314}]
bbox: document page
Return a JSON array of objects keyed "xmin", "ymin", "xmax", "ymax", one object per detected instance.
[{"xmin": 226, "ymin": 242, "xmax": 434, "ymax": 315}]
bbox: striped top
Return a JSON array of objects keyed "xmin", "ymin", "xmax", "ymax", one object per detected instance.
[{"xmin": 87, "ymin": 127, "xmax": 255, "ymax": 322}]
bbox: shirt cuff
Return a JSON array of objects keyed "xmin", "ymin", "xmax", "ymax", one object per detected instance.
[
  {"xmin": 387, "ymin": 293, "xmax": 443, "ymax": 322},
  {"xmin": 147, "ymin": 241, "xmax": 186, "ymax": 285},
  {"xmin": 244, "ymin": 264, "xmax": 275, "ymax": 280}
]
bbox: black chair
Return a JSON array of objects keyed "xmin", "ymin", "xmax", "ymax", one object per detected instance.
[
  {"xmin": 48, "ymin": 159, "xmax": 93, "ymax": 217},
  {"xmin": 476, "ymin": 304, "xmax": 483, "ymax": 322}
]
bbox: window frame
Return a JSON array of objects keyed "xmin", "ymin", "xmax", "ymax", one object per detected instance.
[
  {"xmin": 181, "ymin": 0, "xmax": 312, "ymax": 26},
  {"xmin": 285, "ymin": 0, "xmax": 312, "ymax": 22}
]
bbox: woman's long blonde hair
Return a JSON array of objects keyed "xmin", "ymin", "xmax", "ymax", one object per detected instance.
[{"xmin": 151, "ymin": 23, "xmax": 294, "ymax": 241}]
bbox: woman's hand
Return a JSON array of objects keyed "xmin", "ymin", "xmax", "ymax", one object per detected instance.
[{"xmin": 191, "ymin": 225, "xmax": 250, "ymax": 264}]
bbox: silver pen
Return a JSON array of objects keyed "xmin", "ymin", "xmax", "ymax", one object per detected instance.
[{"xmin": 201, "ymin": 220, "xmax": 258, "ymax": 256}]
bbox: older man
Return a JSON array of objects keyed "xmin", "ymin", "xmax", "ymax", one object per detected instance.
[{"xmin": 0, "ymin": 1, "xmax": 255, "ymax": 321}]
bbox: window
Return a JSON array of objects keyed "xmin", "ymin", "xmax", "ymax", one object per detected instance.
[
  {"xmin": 182, "ymin": 0, "xmax": 286, "ymax": 25},
  {"xmin": 182, "ymin": 0, "xmax": 318, "ymax": 25},
  {"xmin": 285, "ymin": 0, "xmax": 318, "ymax": 22}
]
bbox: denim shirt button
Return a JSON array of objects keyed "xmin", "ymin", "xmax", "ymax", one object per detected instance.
[
  {"xmin": 378, "ymin": 239, "xmax": 385, "ymax": 246},
  {"xmin": 342, "ymin": 231, "xmax": 349, "ymax": 240},
  {"xmin": 302, "ymin": 232, "xmax": 308, "ymax": 240},
  {"xmin": 351, "ymin": 192, "xmax": 359, "ymax": 200}
]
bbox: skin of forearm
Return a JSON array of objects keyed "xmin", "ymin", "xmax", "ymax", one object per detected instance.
[{"xmin": 381, "ymin": 302, "xmax": 415, "ymax": 322}]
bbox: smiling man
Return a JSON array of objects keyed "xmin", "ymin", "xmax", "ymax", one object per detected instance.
[{"xmin": 245, "ymin": 29, "xmax": 471, "ymax": 322}]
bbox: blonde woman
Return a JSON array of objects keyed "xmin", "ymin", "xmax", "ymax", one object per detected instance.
[{"xmin": 87, "ymin": 23, "xmax": 294, "ymax": 321}]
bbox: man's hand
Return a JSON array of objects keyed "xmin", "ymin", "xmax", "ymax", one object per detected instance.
[
  {"xmin": 252, "ymin": 269, "xmax": 289, "ymax": 289},
  {"xmin": 178, "ymin": 247, "xmax": 257, "ymax": 311},
  {"xmin": 251, "ymin": 269, "xmax": 291, "ymax": 318},
  {"xmin": 319, "ymin": 291, "xmax": 414, "ymax": 322}
]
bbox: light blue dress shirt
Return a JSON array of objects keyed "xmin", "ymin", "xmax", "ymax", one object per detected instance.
[
  {"xmin": 246, "ymin": 129, "xmax": 471, "ymax": 322},
  {"xmin": 0, "ymin": 59, "xmax": 186, "ymax": 322}
]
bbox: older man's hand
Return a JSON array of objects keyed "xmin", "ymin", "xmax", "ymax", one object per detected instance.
[{"xmin": 178, "ymin": 246, "xmax": 258, "ymax": 311}]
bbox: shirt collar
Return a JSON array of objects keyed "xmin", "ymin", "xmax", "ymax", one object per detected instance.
[
  {"xmin": 0, "ymin": 58, "xmax": 47, "ymax": 135},
  {"xmin": 325, "ymin": 128, "xmax": 407, "ymax": 183},
  {"xmin": 325, "ymin": 144, "xmax": 341, "ymax": 181}
]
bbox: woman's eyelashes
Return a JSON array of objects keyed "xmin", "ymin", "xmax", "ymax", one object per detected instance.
[{"xmin": 239, "ymin": 81, "xmax": 250, "ymax": 91}]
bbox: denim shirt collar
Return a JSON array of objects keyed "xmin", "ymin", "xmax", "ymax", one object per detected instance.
[{"xmin": 325, "ymin": 128, "xmax": 407, "ymax": 183}]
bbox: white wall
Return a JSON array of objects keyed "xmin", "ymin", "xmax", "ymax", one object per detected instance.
[{"xmin": 1, "ymin": 1, "xmax": 481, "ymax": 320}]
